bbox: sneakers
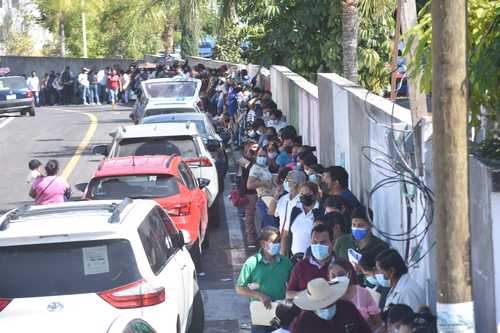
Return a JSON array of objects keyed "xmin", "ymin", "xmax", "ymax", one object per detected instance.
[{"xmin": 97, "ymin": 102, "xmax": 102, "ymax": 105}]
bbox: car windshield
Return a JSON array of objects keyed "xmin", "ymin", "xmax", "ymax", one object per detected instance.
[
  {"xmin": 117, "ymin": 137, "xmax": 198, "ymax": 158},
  {"xmin": 144, "ymin": 108, "xmax": 196, "ymax": 117},
  {"xmin": 200, "ymin": 42, "xmax": 212, "ymax": 48},
  {"xmin": 0, "ymin": 77, "xmax": 27, "ymax": 91},
  {"xmin": 143, "ymin": 81, "xmax": 197, "ymax": 99},
  {"xmin": 89, "ymin": 174, "xmax": 179, "ymax": 199},
  {"xmin": 142, "ymin": 119, "xmax": 207, "ymax": 135},
  {"xmin": 0, "ymin": 239, "xmax": 141, "ymax": 298}
]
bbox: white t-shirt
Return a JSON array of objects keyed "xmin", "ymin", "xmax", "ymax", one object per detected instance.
[
  {"xmin": 26, "ymin": 76, "xmax": 40, "ymax": 92},
  {"xmin": 78, "ymin": 73, "xmax": 89, "ymax": 87},
  {"xmin": 271, "ymin": 329, "xmax": 290, "ymax": 333},
  {"xmin": 248, "ymin": 164, "xmax": 273, "ymax": 197},
  {"xmin": 285, "ymin": 202, "xmax": 320, "ymax": 255},
  {"xmin": 385, "ymin": 273, "xmax": 425, "ymax": 312},
  {"xmin": 275, "ymin": 193, "xmax": 300, "ymax": 232}
]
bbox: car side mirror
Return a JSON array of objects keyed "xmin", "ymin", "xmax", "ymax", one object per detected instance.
[
  {"xmin": 74, "ymin": 183, "xmax": 88, "ymax": 193},
  {"xmin": 198, "ymin": 178, "xmax": 210, "ymax": 189},
  {"xmin": 92, "ymin": 145, "xmax": 108, "ymax": 156},
  {"xmin": 205, "ymin": 139, "xmax": 220, "ymax": 153}
]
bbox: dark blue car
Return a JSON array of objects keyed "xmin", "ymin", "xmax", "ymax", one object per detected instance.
[{"xmin": 0, "ymin": 76, "xmax": 35, "ymax": 116}]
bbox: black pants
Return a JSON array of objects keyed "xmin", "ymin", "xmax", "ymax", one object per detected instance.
[{"xmin": 62, "ymin": 85, "xmax": 73, "ymax": 105}]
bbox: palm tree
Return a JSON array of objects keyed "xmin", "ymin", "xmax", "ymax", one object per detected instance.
[
  {"xmin": 179, "ymin": 0, "xmax": 200, "ymax": 57},
  {"xmin": 36, "ymin": 0, "xmax": 75, "ymax": 56},
  {"xmin": 341, "ymin": 0, "xmax": 359, "ymax": 84}
]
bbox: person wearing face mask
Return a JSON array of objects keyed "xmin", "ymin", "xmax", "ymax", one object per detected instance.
[
  {"xmin": 350, "ymin": 206, "xmax": 388, "ymax": 256},
  {"xmin": 306, "ymin": 164, "xmax": 323, "ymax": 184},
  {"xmin": 266, "ymin": 142, "xmax": 280, "ymax": 173},
  {"xmin": 385, "ymin": 304, "xmax": 437, "ymax": 333},
  {"xmin": 358, "ymin": 244, "xmax": 390, "ymax": 310},
  {"xmin": 291, "ymin": 277, "xmax": 371, "ymax": 333},
  {"xmin": 280, "ymin": 182, "xmax": 321, "ymax": 258},
  {"xmin": 286, "ymin": 224, "xmax": 335, "ymax": 299},
  {"xmin": 321, "ymin": 166, "xmax": 361, "ymax": 209},
  {"xmin": 375, "ymin": 249, "xmax": 424, "ymax": 312},
  {"xmin": 236, "ymin": 227, "xmax": 293, "ymax": 333},
  {"xmin": 247, "ymin": 147, "xmax": 278, "ymax": 228},
  {"xmin": 302, "ymin": 154, "xmax": 318, "ymax": 176},
  {"xmin": 267, "ymin": 109, "xmax": 288, "ymax": 131},
  {"xmin": 329, "ymin": 258, "xmax": 382, "ymax": 330}
]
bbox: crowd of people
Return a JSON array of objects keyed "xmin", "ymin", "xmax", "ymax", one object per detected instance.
[{"xmin": 202, "ymin": 65, "xmax": 438, "ymax": 333}]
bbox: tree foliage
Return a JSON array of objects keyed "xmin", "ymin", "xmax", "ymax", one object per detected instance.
[{"xmin": 0, "ymin": 8, "xmax": 36, "ymax": 56}]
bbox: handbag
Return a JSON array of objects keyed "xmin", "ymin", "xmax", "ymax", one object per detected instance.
[{"xmin": 230, "ymin": 187, "xmax": 249, "ymax": 207}]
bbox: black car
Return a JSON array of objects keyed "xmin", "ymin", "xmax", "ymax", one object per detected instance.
[{"xmin": 0, "ymin": 76, "xmax": 35, "ymax": 116}]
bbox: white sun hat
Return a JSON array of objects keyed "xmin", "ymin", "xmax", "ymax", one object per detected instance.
[{"xmin": 293, "ymin": 277, "xmax": 349, "ymax": 311}]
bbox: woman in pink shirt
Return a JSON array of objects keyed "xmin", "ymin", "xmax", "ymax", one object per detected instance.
[
  {"xmin": 329, "ymin": 257, "xmax": 383, "ymax": 331},
  {"xmin": 29, "ymin": 160, "xmax": 70, "ymax": 205}
]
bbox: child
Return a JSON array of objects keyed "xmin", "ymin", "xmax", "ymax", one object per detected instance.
[
  {"xmin": 27, "ymin": 159, "xmax": 43, "ymax": 184},
  {"xmin": 271, "ymin": 301, "xmax": 301, "ymax": 333}
]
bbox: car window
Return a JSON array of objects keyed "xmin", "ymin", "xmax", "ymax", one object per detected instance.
[
  {"xmin": 0, "ymin": 239, "xmax": 141, "ymax": 298},
  {"xmin": 143, "ymin": 81, "xmax": 197, "ymax": 99},
  {"xmin": 178, "ymin": 162, "xmax": 197, "ymax": 190},
  {"xmin": 117, "ymin": 137, "xmax": 198, "ymax": 158},
  {"xmin": 88, "ymin": 174, "xmax": 179, "ymax": 200},
  {"xmin": 142, "ymin": 118, "xmax": 207, "ymax": 135},
  {"xmin": 138, "ymin": 208, "xmax": 175, "ymax": 274},
  {"xmin": 143, "ymin": 108, "xmax": 196, "ymax": 117},
  {"xmin": 123, "ymin": 320, "xmax": 157, "ymax": 333},
  {"xmin": 0, "ymin": 77, "xmax": 27, "ymax": 90}
]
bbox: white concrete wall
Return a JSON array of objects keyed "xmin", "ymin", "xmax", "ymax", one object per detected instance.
[{"xmin": 493, "ymin": 192, "xmax": 500, "ymax": 332}]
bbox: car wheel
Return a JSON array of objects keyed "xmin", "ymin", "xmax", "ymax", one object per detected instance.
[
  {"xmin": 20, "ymin": 109, "xmax": 27, "ymax": 116},
  {"xmin": 187, "ymin": 290, "xmax": 205, "ymax": 333},
  {"xmin": 208, "ymin": 194, "xmax": 222, "ymax": 229},
  {"xmin": 189, "ymin": 238, "xmax": 202, "ymax": 273},
  {"xmin": 28, "ymin": 107, "xmax": 35, "ymax": 117}
]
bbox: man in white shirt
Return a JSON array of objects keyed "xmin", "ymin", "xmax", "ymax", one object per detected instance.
[
  {"xmin": 77, "ymin": 68, "xmax": 90, "ymax": 105},
  {"xmin": 26, "ymin": 71, "xmax": 40, "ymax": 106},
  {"xmin": 267, "ymin": 109, "xmax": 288, "ymax": 132}
]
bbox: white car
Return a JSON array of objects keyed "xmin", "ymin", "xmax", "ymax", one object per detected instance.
[
  {"xmin": 92, "ymin": 123, "xmax": 220, "ymax": 213},
  {"xmin": 131, "ymin": 78, "xmax": 202, "ymax": 124},
  {"xmin": 0, "ymin": 199, "xmax": 204, "ymax": 333}
]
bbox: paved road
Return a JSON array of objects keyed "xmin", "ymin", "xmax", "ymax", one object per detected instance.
[{"xmin": 0, "ymin": 105, "xmax": 251, "ymax": 332}]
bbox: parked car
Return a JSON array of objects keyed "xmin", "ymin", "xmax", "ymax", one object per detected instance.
[
  {"xmin": 142, "ymin": 113, "xmax": 228, "ymax": 194},
  {"xmin": 0, "ymin": 76, "xmax": 35, "ymax": 116},
  {"xmin": 79, "ymin": 155, "xmax": 209, "ymax": 268},
  {"xmin": 0, "ymin": 199, "xmax": 204, "ymax": 333},
  {"xmin": 198, "ymin": 41, "xmax": 214, "ymax": 58},
  {"xmin": 130, "ymin": 78, "xmax": 202, "ymax": 124},
  {"xmin": 92, "ymin": 123, "xmax": 222, "ymax": 227},
  {"xmin": 108, "ymin": 317, "xmax": 159, "ymax": 333}
]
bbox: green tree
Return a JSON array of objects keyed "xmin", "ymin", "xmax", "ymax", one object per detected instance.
[
  {"xmin": 35, "ymin": 0, "xmax": 76, "ymax": 56},
  {"xmin": 0, "ymin": 9, "xmax": 35, "ymax": 56},
  {"xmin": 179, "ymin": 0, "xmax": 200, "ymax": 57}
]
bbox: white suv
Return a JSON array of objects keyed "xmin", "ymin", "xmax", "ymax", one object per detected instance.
[
  {"xmin": 92, "ymin": 123, "xmax": 220, "ymax": 215},
  {"xmin": 0, "ymin": 199, "xmax": 204, "ymax": 333}
]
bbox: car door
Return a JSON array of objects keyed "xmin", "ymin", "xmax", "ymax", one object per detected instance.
[{"xmin": 137, "ymin": 209, "xmax": 187, "ymax": 327}]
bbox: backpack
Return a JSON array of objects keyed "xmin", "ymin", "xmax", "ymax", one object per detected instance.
[{"xmin": 286, "ymin": 206, "xmax": 322, "ymax": 256}]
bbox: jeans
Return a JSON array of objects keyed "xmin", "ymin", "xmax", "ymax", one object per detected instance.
[
  {"xmin": 98, "ymin": 84, "xmax": 107, "ymax": 102},
  {"xmin": 108, "ymin": 88, "xmax": 118, "ymax": 104},
  {"xmin": 251, "ymin": 325, "xmax": 274, "ymax": 333},
  {"xmin": 256, "ymin": 198, "xmax": 278, "ymax": 228},
  {"xmin": 122, "ymin": 89, "xmax": 129, "ymax": 104},
  {"xmin": 80, "ymin": 86, "xmax": 90, "ymax": 104},
  {"xmin": 244, "ymin": 194, "xmax": 258, "ymax": 244},
  {"xmin": 33, "ymin": 91, "xmax": 39, "ymax": 106},
  {"xmin": 89, "ymin": 84, "xmax": 100, "ymax": 104}
]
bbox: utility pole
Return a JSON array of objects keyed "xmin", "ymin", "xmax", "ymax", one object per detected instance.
[
  {"xmin": 432, "ymin": 0, "xmax": 475, "ymax": 332},
  {"xmin": 389, "ymin": 3, "xmax": 401, "ymax": 102},
  {"xmin": 81, "ymin": 0, "xmax": 88, "ymax": 58}
]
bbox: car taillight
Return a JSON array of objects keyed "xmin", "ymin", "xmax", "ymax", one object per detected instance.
[
  {"xmin": 184, "ymin": 157, "xmax": 213, "ymax": 167},
  {"xmin": 27, "ymin": 91, "xmax": 33, "ymax": 98},
  {"xmin": 167, "ymin": 203, "xmax": 191, "ymax": 217},
  {"xmin": 98, "ymin": 280, "xmax": 165, "ymax": 309},
  {"xmin": 0, "ymin": 298, "xmax": 12, "ymax": 312}
]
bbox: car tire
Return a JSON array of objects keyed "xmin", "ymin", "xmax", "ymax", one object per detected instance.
[
  {"xmin": 208, "ymin": 194, "xmax": 222, "ymax": 229},
  {"xmin": 28, "ymin": 107, "xmax": 35, "ymax": 117},
  {"xmin": 189, "ymin": 238, "xmax": 202, "ymax": 273},
  {"xmin": 20, "ymin": 109, "xmax": 27, "ymax": 116},
  {"xmin": 187, "ymin": 290, "xmax": 205, "ymax": 333}
]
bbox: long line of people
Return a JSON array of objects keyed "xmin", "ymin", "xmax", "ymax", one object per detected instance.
[{"xmin": 213, "ymin": 69, "xmax": 437, "ymax": 333}]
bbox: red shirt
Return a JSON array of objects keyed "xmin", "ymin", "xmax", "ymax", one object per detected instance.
[
  {"xmin": 290, "ymin": 300, "xmax": 371, "ymax": 333},
  {"xmin": 287, "ymin": 256, "xmax": 331, "ymax": 293},
  {"xmin": 108, "ymin": 74, "xmax": 120, "ymax": 89}
]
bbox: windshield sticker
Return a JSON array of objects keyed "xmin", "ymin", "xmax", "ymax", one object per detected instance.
[{"xmin": 82, "ymin": 245, "xmax": 110, "ymax": 275}]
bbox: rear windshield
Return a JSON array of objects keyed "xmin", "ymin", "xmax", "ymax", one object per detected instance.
[
  {"xmin": 142, "ymin": 118, "xmax": 207, "ymax": 135},
  {"xmin": 144, "ymin": 81, "xmax": 197, "ymax": 99},
  {"xmin": 144, "ymin": 108, "xmax": 196, "ymax": 117},
  {"xmin": 117, "ymin": 137, "xmax": 198, "ymax": 158},
  {"xmin": 0, "ymin": 239, "xmax": 141, "ymax": 298},
  {"xmin": 0, "ymin": 77, "xmax": 27, "ymax": 90},
  {"xmin": 89, "ymin": 174, "xmax": 180, "ymax": 199}
]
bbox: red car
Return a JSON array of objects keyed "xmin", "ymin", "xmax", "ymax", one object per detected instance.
[{"xmin": 82, "ymin": 155, "xmax": 209, "ymax": 266}]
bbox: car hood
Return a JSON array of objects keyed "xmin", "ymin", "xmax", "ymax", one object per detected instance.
[{"xmin": 141, "ymin": 78, "xmax": 202, "ymax": 102}]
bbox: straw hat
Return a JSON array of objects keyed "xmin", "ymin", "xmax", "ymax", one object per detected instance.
[{"xmin": 293, "ymin": 277, "xmax": 349, "ymax": 311}]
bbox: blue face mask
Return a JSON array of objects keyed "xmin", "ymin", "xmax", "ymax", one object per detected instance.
[
  {"xmin": 352, "ymin": 227, "xmax": 369, "ymax": 241},
  {"xmin": 267, "ymin": 242, "xmax": 280, "ymax": 256},
  {"xmin": 365, "ymin": 275, "xmax": 378, "ymax": 286},
  {"xmin": 311, "ymin": 244, "xmax": 330, "ymax": 261},
  {"xmin": 315, "ymin": 304, "xmax": 337, "ymax": 321},
  {"xmin": 256, "ymin": 156, "xmax": 267, "ymax": 166},
  {"xmin": 283, "ymin": 181, "xmax": 290, "ymax": 193},
  {"xmin": 309, "ymin": 174, "xmax": 319, "ymax": 183},
  {"xmin": 375, "ymin": 273, "xmax": 390, "ymax": 288}
]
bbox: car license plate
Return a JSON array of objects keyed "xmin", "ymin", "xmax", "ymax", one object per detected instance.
[{"xmin": 6, "ymin": 94, "xmax": 16, "ymax": 100}]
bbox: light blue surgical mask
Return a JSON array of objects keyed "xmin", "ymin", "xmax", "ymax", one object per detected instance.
[
  {"xmin": 309, "ymin": 174, "xmax": 319, "ymax": 183},
  {"xmin": 311, "ymin": 244, "xmax": 330, "ymax": 261},
  {"xmin": 352, "ymin": 227, "xmax": 369, "ymax": 241},
  {"xmin": 315, "ymin": 304, "xmax": 337, "ymax": 321},
  {"xmin": 267, "ymin": 242, "xmax": 280, "ymax": 256},
  {"xmin": 283, "ymin": 181, "xmax": 290, "ymax": 193},
  {"xmin": 365, "ymin": 275, "xmax": 378, "ymax": 286},
  {"xmin": 256, "ymin": 156, "xmax": 267, "ymax": 166},
  {"xmin": 375, "ymin": 273, "xmax": 390, "ymax": 288}
]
